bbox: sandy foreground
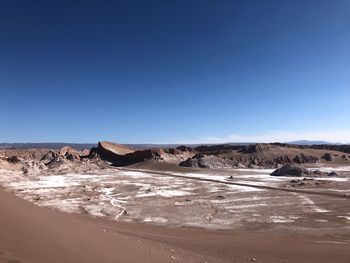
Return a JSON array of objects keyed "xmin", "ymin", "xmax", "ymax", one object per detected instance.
[
  {"xmin": 1, "ymin": 187, "xmax": 350, "ymax": 263},
  {"xmin": 1, "ymin": 162, "xmax": 350, "ymax": 262}
]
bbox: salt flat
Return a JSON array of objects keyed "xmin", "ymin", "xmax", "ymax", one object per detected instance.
[{"xmin": 0, "ymin": 166, "xmax": 349, "ymax": 240}]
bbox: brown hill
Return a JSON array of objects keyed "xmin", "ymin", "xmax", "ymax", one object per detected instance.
[
  {"xmin": 96, "ymin": 141, "xmax": 135, "ymax": 163},
  {"xmin": 2, "ymin": 141, "xmax": 350, "ymax": 171},
  {"xmin": 95, "ymin": 142, "xmax": 196, "ymax": 166},
  {"xmin": 98, "ymin": 141, "xmax": 135, "ymax": 155},
  {"xmin": 185, "ymin": 143, "xmax": 350, "ymax": 168}
]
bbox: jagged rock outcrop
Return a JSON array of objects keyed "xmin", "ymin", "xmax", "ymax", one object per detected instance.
[
  {"xmin": 21, "ymin": 160, "xmax": 46, "ymax": 175},
  {"xmin": 84, "ymin": 147, "xmax": 100, "ymax": 159},
  {"xmin": 322, "ymin": 153, "xmax": 334, "ymax": 161},
  {"xmin": 166, "ymin": 148, "xmax": 181, "ymax": 155},
  {"xmin": 187, "ymin": 143, "xmax": 350, "ymax": 168},
  {"xmin": 270, "ymin": 164, "xmax": 310, "ymax": 177},
  {"xmin": 179, "ymin": 154, "xmax": 210, "ymax": 168},
  {"xmin": 7, "ymin": 155, "xmax": 21, "ymax": 163},
  {"xmin": 268, "ymin": 143, "xmax": 350, "ymax": 155},
  {"xmin": 243, "ymin": 143, "xmax": 278, "ymax": 154},
  {"xmin": 40, "ymin": 147, "xmax": 84, "ymax": 167},
  {"xmin": 80, "ymin": 149, "xmax": 91, "ymax": 156},
  {"xmin": 328, "ymin": 171, "xmax": 338, "ymax": 177},
  {"xmin": 293, "ymin": 154, "xmax": 319, "ymax": 164},
  {"xmin": 195, "ymin": 144, "xmax": 244, "ymax": 154},
  {"xmin": 59, "ymin": 146, "xmax": 81, "ymax": 161},
  {"xmin": 1, "ymin": 145, "xmax": 108, "ymax": 176},
  {"xmin": 122, "ymin": 148, "xmax": 164, "ymax": 165},
  {"xmin": 41, "ymin": 150, "xmax": 60, "ymax": 165},
  {"xmin": 342, "ymin": 154, "xmax": 350, "ymax": 160},
  {"xmin": 176, "ymin": 145, "xmax": 194, "ymax": 152},
  {"xmin": 164, "ymin": 145, "xmax": 196, "ymax": 156},
  {"xmin": 271, "ymin": 155, "xmax": 292, "ymax": 165}
]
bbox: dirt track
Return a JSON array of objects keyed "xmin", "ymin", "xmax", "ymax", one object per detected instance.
[{"xmin": 119, "ymin": 167, "xmax": 350, "ymax": 199}]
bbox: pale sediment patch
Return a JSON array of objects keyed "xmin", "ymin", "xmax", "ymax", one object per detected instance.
[
  {"xmin": 83, "ymin": 204, "xmax": 105, "ymax": 217},
  {"xmin": 136, "ymin": 189, "xmax": 191, "ymax": 198},
  {"xmin": 207, "ymin": 186, "xmax": 227, "ymax": 193},
  {"xmin": 119, "ymin": 170, "xmax": 152, "ymax": 178},
  {"xmin": 135, "ymin": 184, "xmax": 192, "ymax": 198},
  {"xmin": 38, "ymin": 198, "xmax": 83, "ymax": 213},
  {"xmin": 143, "ymin": 217, "xmax": 168, "ymax": 224},
  {"xmin": 309, "ymin": 166, "xmax": 350, "ymax": 173},
  {"xmin": 100, "ymin": 187, "xmax": 128, "ymax": 219},
  {"xmin": 226, "ymin": 203, "xmax": 268, "ymax": 209},
  {"xmin": 232, "ymin": 174, "xmax": 278, "ymax": 180},
  {"xmin": 210, "ymin": 199, "xmax": 234, "ymax": 204},
  {"xmin": 174, "ymin": 201, "xmax": 191, "ymax": 206},
  {"xmin": 234, "ymin": 196, "xmax": 268, "ymax": 202},
  {"xmin": 313, "ymin": 207, "xmax": 331, "ymax": 213},
  {"xmin": 315, "ymin": 177, "xmax": 349, "ymax": 182},
  {"xmin": 268, "ymin": 215, "xmax": 296, "ymax": 223},
  {"xmin": 337, "ymin": 216, "xmax": 350, "ymax": 221},
  {"xmin": 227, "ymin": 184, "xmax": 264, "ymax": 192},
  {"xmin": 300, "ymin": 196, "xmax": 315, "ymax": 205},
  {"xmin": 315, "ymin": 219, "xmax": 328, "ymax": 223},
  {"xmin": 313, "ymin": 240, "xmax": 350, "ymax": 245},
  {"xmin": 299, "ymin": 195, "xmax": 331, "ymax": 213},
  {"xmin": 303, "ymin": 188, "xmax": 350, "ymax": 194},
  {"xmin": 233, "ymin": 168, "xmax": 275, "ymax": 173}
]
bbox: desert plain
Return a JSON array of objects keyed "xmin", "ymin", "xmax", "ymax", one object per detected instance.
[{"xmin": 0, "ymin": 141, "xmax": 349, "ymax": 263}]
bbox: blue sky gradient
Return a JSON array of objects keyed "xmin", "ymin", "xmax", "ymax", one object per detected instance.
[{"xmin": 1, "ymin": 0, "xmax": 350, "ymax": 143}]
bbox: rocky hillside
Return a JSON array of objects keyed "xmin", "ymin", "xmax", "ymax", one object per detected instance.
[
  {"xmin": 0, "ymin": 146, "xmax": 106, "ymax": 175},
  {"xmin": 2, "ymin": 141, "xmax": 350, "ymax": 173},
  {"xmin": 180, "ymin": 143, "xmax": 350, "ymax": 169},
  {"xmin": 95, "ymin": 141, "xmax": 195, "ymax": 166}
]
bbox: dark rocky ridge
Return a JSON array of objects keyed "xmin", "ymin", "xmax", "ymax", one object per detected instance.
[
  {"xmin": 270, "ymin": 164, "xmax": 339, "ymax": 178},
  {"xmin": 269, "ymin": 143, "xmax": 350, "ymax": 155},
  {"xmin": 96, "ymin": 141, "xmax": 196, "ymax": 166},
  {"xmin": 322, "ymin": 153, "xmax": 335, "ymax": 161},
  {"xmin": 179, "ymin": 143, "xmax": 349, "ymax": 169},
  {"xmin": 293, "ymin": 154, "xmax": 319, "ymax": 164},
  {"xmin": 179, "ymin": 154, "xmax": 210, "ymax": 168},
  {"xmin": 270, "ymin": 164, "xmax": 310, "ymax": 177}
]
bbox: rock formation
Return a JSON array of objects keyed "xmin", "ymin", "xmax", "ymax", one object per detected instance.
[
  {"xmin": 97, "ymin": 141, "xmax": 135, "ymax": 163},
  {"xmin": 59, "ymin": 146, "xmax": 80, "ymax": 161},
  {"xmin": 243, "ymin": 143, "xmax": 279, "ymax": 154},
  {"xmin": 328, "ymin": 171, "xmax": 338, "ymax": 177},
  {"xmin": 7, "ymin": 155, "xmax": 21, "ymax": 163},
  {"xmin": 341, "ymin": 154, "xmax": 349, "ymax": 160},
  {"xmin": 293, "ymin": 154, "xmax": 319, "ymax": 164},
  {"xmin": 3, "ymin": 141, "xmax": 350, "ymax": 174},
  {"xmin": 40, "ymin": 150, "xmax": 60, "ymax": 165},
  {"xmin": 322, "ymin": 153, "xmax": 334, "ymax": 161},
  {"xmin": 179, "ymin": 154, "xmax": 210, "ymax": 168},
  {"xmin": 270, "ymin": 164, "xmax": 310, "ymax": 177}
]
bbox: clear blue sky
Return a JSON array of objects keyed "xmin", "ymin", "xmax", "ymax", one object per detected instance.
[{"xmin": 1, "ymin": 0, "xmax": 350, "ymax": 143}]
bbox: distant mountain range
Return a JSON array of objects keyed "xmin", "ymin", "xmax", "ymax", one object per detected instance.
[
  {"xmin": 0, "ymin": 143, "xmax": 97, "ymax": 151},
  {"xmin": 0, "ymin": 140, "xmax": 341, "ymax": 150},
  {"xmin": 285, "ymin": 140, "xmax": 337, "ymax": 145}
]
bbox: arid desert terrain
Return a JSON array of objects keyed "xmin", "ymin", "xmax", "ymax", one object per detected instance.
[{"xmin": 0, "ymin": 141, "xmax": 349, "ymax": 262}]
